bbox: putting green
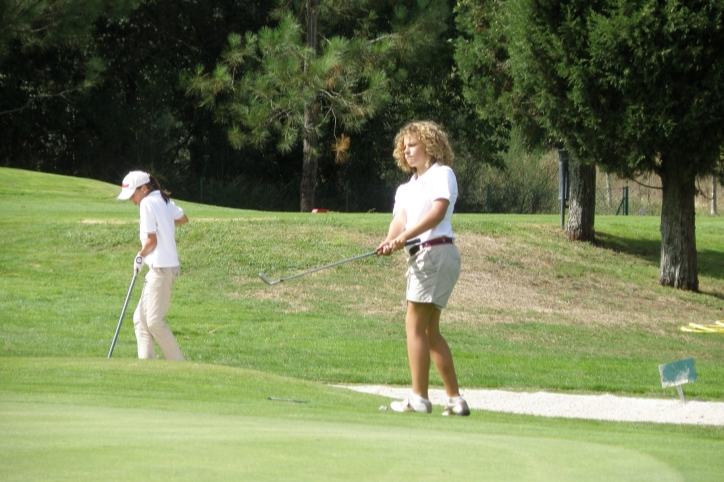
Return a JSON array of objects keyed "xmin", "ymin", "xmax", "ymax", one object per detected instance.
[{"xmin": 1, "ymin": 402, "xmax": 680, "ymax": 482}]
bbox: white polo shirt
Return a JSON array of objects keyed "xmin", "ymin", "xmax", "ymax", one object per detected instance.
[
  {"xmin": 139, "ymin": 191, "xmax": 185, "ymax": 268},
  {"xmin": 393, "ymin": 162, "xmax": 458, "ymax": 244}
]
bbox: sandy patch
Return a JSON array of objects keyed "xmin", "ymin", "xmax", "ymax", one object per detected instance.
[{"xmin": 341, "ymin": 385, "xmax": 724, "ymax": 426}]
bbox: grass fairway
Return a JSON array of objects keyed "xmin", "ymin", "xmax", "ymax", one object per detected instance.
[
  {"xmin": 2, "ymin": 358, "xmax": 720, "ymax": 482},
  {"xmin": 1, "ymin": 167, "xmax": 724, "ymax": 480}
]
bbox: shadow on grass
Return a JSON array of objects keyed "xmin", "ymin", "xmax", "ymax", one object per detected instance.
[
  {"xmin": 595, "ymin": 231, "xmax": 724, "ymax": 294},
  {"xmin": 698, "ymin": 249, "xmax": 724, "ymax": 281},
  {"xmin": 595, "ymin": 230, "xmax": 660, "ymax": 265}
]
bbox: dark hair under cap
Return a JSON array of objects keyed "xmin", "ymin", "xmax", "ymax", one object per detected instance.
[{"xmin": 145, "ymin": 174, "xmax": 170, "ymax": 204}]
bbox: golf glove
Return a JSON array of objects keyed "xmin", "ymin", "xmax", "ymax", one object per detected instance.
[{"xmin": 134, "ymin": 253, "xmax": 145, "ymax": 274}]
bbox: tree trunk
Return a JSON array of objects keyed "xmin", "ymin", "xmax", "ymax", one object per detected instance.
[
  {"xmin": 659, "ymin": 158, "xmax": 698, "ymax": 290},
  {"xmin": 566, "ymin": 161, "xmax": 596, "ymax": 242},
  {"xmin": 300, "ymin": 0, "xmax": 319, "ymax": 212},
  {"xmin": 300, "ymin": 104, "xmax": 319, "ymax": 212}
]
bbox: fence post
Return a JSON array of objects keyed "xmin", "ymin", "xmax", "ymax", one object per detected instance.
[{"xmin": 616, "ymin": 185, "xmax": 629, "ymax": 215}]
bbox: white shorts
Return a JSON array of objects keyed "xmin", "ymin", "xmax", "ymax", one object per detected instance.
[{"xmin": 406, "ymin": 243, "xmax": 461, "ymax": 310}]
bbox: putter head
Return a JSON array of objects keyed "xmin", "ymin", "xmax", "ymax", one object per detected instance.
[{"xmin": 259, "ymin": 272, "xmax": 281, "ymax": 285}]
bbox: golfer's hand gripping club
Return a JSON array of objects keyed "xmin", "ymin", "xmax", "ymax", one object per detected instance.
[
  {"xmin": 259, "ymin": 238, "xmax": 420, "ymax": 286},
  {"xmin": 376, "ymin": 236, "xmax": 419, "ymax": 256},
  {"xmin": 133, "ymin": 253, "xmax": 144, "ymax": 275}
]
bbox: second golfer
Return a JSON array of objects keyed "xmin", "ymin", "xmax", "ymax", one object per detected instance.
[
  {"xmin": 118, "ymin": 171, "xmax": 188, "ymax": 361},
  {"xmin": 377, "ymin": 121, "xmax": 469, "ymax": 416}
]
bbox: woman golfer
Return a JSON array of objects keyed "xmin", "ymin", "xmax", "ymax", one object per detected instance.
[
  {"xmin": 118, "ymin": 171, "xmax": 188, "ymax": 361},
  {"xmin": 377, "ymin": 121, "xmax": 469, "ymax": 416}
]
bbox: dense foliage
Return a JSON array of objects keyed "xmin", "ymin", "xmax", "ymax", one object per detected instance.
[
  {"xmin": 2, "ymin": 0, "xmax": 721, "ymax": 230},
  {"xmin": 455, "ymin": 0, "xmax": 724, "ymax": 289},
  {"xmin": 1, "ymin": 0, "xmax": 504, "ymax": 212}
]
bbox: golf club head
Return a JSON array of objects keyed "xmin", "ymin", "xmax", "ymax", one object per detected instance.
[{"xmin": 258, "ymin": 272, "xmax": 281, "ymax": 285}]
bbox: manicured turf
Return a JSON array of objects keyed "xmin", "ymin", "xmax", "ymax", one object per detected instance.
[
  {"xmin": 1, "ymin": 167, "xmax": 723, "ymax": 480},
  {"xmin": 2, "ymin": 359, "xmax": 721, "ymax": 482}
]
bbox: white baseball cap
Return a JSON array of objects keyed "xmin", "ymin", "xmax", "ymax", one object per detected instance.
[{"xmin": 117, "ymin": 171, "xmax": 150, "ymax": 200}]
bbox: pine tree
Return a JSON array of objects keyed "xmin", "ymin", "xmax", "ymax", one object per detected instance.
[
  {"xmin": 187, "ymin": 0, "xmax": 448, "ymax": 211},
  {"xmin": 458, "ymin": 0, "xmax": 724, "ymax": 290}
]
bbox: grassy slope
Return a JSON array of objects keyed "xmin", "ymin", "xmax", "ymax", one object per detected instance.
[
  {"xmin": 1, "ymin": 167, "xmax": 723, "ymax": 398},
  {"xmin": 1, "ymin": 167, "xmax": 724, "ymax": 481}
]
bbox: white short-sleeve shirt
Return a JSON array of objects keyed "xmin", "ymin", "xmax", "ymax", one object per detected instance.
[
  {"xmin": 139, "ymin": 191, "xmax": 185, "ymax": 268},
  {"xmin": 393, "ymin": 162, "xmax": 458, "ymax": 243}
]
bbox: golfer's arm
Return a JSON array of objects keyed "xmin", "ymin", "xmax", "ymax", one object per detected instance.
[
  {"xmin": 384, "ymin": 210, "xmax": 407, "ymax": 243},
  {"xmin": 175, "ymin": 214, "xmax": 188, "ymax": 226},
  {"xmin": 139, "ymin": 233, "xmax": 157, "ymax": 258}
]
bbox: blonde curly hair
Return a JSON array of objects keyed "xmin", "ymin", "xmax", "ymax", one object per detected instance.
[{"xmin": 392, "ymin": 121, "xmax": 454, "ymax": 173}]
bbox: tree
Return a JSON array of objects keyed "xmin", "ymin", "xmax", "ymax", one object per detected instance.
[
  {"xmin": 454, "ymin": 0, "xmax": 596, "ymax": 237},
  {"xmin": 76, "ymin": 0, "xmax": 275, "ymax": 183},
  {"xmin": 515, "ymin": 0, "xmax": 724, "ymax": 290},
  {"xmin": 0, "ymin": 0, "xmax": 138, "ymax": 58},
  {"xmin": 188, "ymin": 0, "xmax": 453, "ymax": 212},
  {"xmin": 0, "ymin": 0, "xmax": 138, "ymax": 115},
  {"xmin": 1, "ymin": 0, "xmax": 277, "ymax": 186},
  {"xmin": 461, "ymin": 0, "xmax": 724, "ymax": 290},
  {"xmin": 0, "ymin": 0, "xmax": 517, "ymax": 211},
  {"xmin": 336, "ymin": 0, "xmax": 507, "ymax": 214}
]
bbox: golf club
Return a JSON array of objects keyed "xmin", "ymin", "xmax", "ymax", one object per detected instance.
[
  {"xmin": 107, "ymin": 271, "xmax": 138, "ymax": 358},
  {"xmin": 259, "ymin": 238, "xmax": 420, "ymax": 286}
]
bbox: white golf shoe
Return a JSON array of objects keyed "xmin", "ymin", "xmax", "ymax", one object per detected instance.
[
  {"xmin": 389, "ymin": 394, "xmax": 432, "ymax": 414},
  {"xmin": 442, "ymin": 396, "xmax": 470, "ymax": 416}
]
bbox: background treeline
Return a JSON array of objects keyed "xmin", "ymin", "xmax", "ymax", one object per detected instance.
[
  {"xmin": 0, "ymin": 0, "xmax": 576, "ymax": 215},
  {"xmin": 2, "ymin": 0, "xmax": 722, "ymax": 218},
  {"xmin": 0, "ymin": 0, "xmax": 507, "ymax": 212}
]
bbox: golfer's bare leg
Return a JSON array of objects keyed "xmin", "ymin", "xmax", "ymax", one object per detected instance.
[
  {"xmin": 427, "ymin": 308, "xmax": 461, "ymax": 398},
  {"xmin": 406, "ymin": 301, "xmax": 433, "ymax": 400}
]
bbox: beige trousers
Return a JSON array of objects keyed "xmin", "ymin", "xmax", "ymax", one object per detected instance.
[{"xmin": 133, "ymin": 266, "xmax": 185, "ymax": 361}]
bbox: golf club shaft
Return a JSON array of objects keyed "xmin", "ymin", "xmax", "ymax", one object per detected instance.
[
  {"xmin": 107, "ymin": 272, "xmax": 138, "ymax": 358},
  {"xmin": 274, "ymin": 250, "xmax": 379, "ymax": 283},
  {"xmin": 261, "ymin": 238, "xmax": 420, "ymax": 285}
]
